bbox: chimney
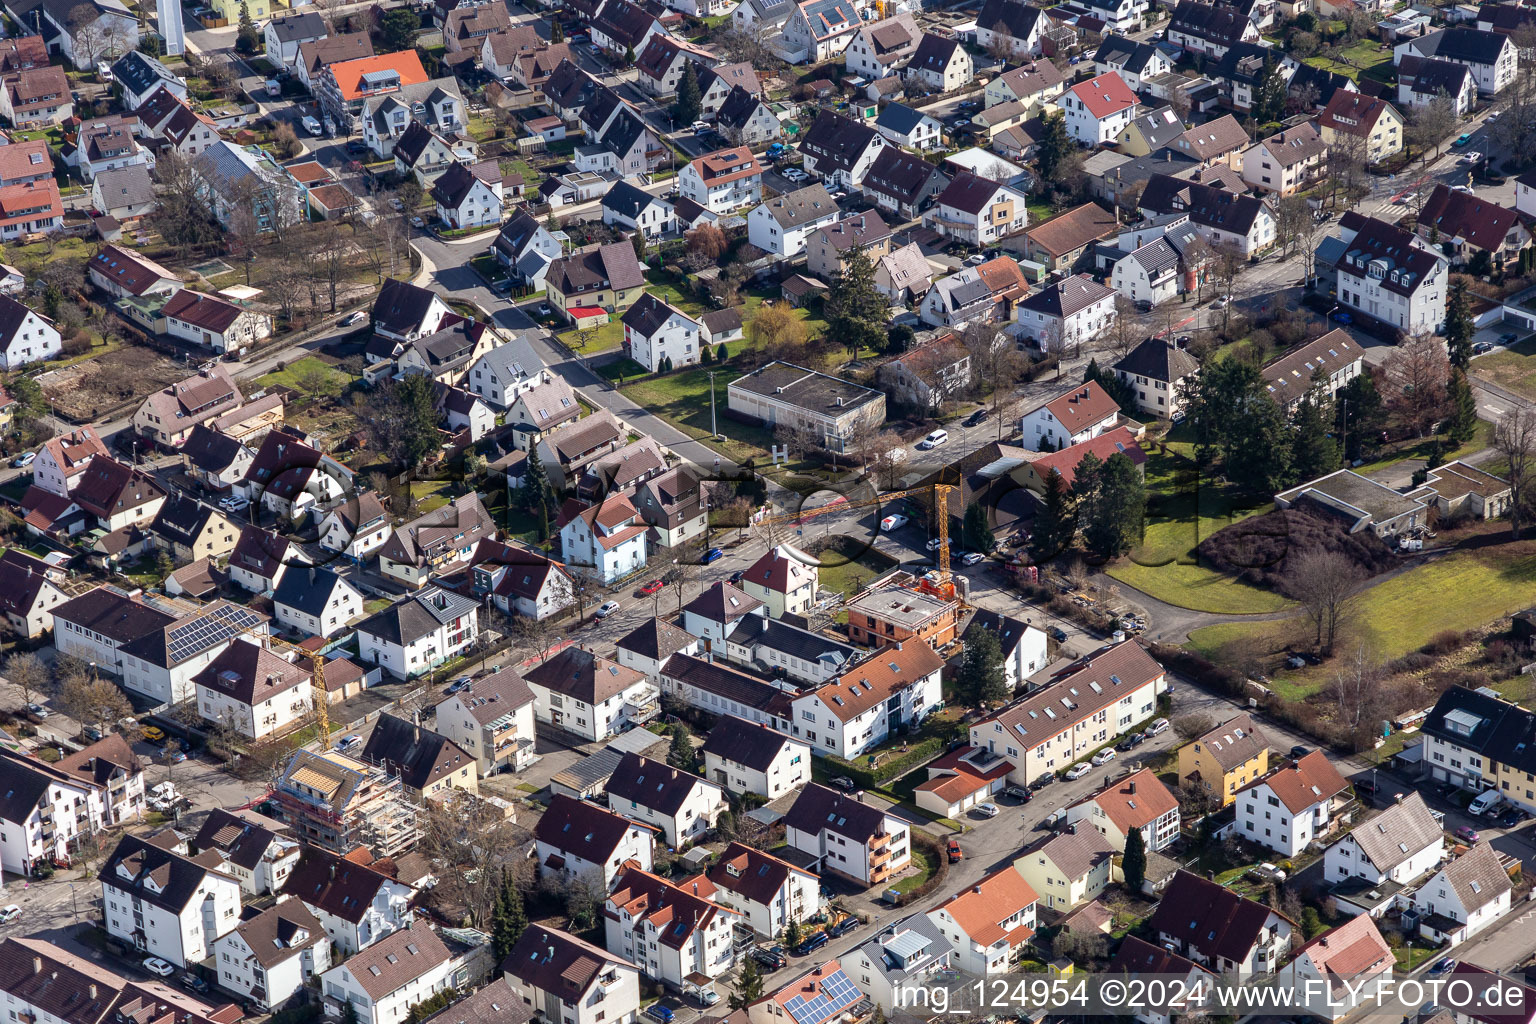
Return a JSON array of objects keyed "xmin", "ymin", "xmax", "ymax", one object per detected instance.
[
  {"xmin": 89, "ymin": 985, "xmax": 97, "ymax": 1000},
  {"xmin": 1128, "ymin": 780, "xmax": 1136, "ymax": 794},
  {"xmin": 32, "ymin": 957, "xmax": 40, "ymax": 975},
  {"xmin": 329, "ymin": 862, "xmax": 336, "ymax": 880}
]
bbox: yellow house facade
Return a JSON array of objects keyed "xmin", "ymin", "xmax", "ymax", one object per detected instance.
[{"xmin": 1178, "ymin": 713, "xmax": 1270, "ymax": 807}]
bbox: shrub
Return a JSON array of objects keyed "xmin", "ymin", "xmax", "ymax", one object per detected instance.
[
  {"xmin": 1197, "ymin": 506, "xmax": 1396, "ymax": 594},
  {"xmin": 1424, "ymin": 631, "xmax": 1466, "ymax": 656}
]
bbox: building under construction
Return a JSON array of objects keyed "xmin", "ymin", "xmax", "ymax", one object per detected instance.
[{"xmin": 271, "ymin": 747, "xmax": 422, "ymax": 859}]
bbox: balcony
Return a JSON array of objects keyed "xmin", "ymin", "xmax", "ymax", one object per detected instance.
[{"xmin": 869, "ymin": 846, "xmax": 892, "ymax": 867}]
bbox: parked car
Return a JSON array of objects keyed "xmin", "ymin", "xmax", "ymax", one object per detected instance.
[
  {"xmin": 702, "ymin": 547, "xmax": 725, "ymax": 564},
  {"xmin": 141, "ymin": 725, "xmax": 166, "ymax": 743},
  {"xmin": 1474, "ymin": 341, "xmax": 1494, "ymax": 354},
  {"xmin": 827, "ymin": 916, "xmax": 861, "ymax": 937},
  {"xmin": 1453, "ymin": 133, "xmax": 1473, "ymax": 147},
  {"xmin": 1430, "ymin": 958, "xmax": 1457, "ymax": 976},
  {"xmin": 728, "ymin": 569, "xmax": 745, "ymax": 584},
  {"xmin": 961, "ymin": 551, "xmax": 985, "ymax": 566},
  {"xmin": 973, "ymin": 802, "xmax": 1000, "ymax": 818},
  {"xmin": 1091, "ymin": 749, "xmax": 1116, "ymax": 766},
  {"xmin": 142, "ymin": 958, "xmax": 175, "ymax": 978},
  {"xmin": 179, "ymin": 974, "xmax": 209, "ymax": 996},
  {"xmin": 1005, "ymin": 785, "xmax": 1030, "ymax": 802},
  {"xmin": 0, "ymin": 905, "xmax": 20, "ymax": 924},
  {"xmin": 595, "ymin": 600, "xmax": 621, "ymax": 619},
  {"xmin": 639, "ymin": 579, "xmax": 664, "ymax": 596},
  {"xmin": 340, "ymin": 310, "xmax": 366, "ymax": 326},
  {"xmin": 946, "ymin": 838, "xmax": 963, "ymax": 862},
  {"xmin": 336, "ymin": 734, "xmax": 362, "ymax": 750},
  {"xmin": 1064, "ymin": 763, "xmax": 1091, "ymax": 781},
  {"xmin": 1290, "ymin": 745, "xmax": 1311, "ymax": 759},
  {"xmin": 1049, "ymin": 626, "xmax": 1068, "ymax": 642},
  {"xmin": 1453, "ymin": 825, "xmax": 1481, "ymax": 843},
  {"xmin": 793, "ymin": 932, "xmax": 830, "ymax": 956},
  {"xmin": 10, "ymin": 451, "xmax": 34, "ymax": 468},
  {"xmin": 25, "ymin": 703, "xmax": 48, "ymax": 718},
  {"xmin": 1498, "ymin": 808, "xmax": 1525, "ymax": 828},
  {"xmin": 446, "ymin": 677, "xmax": 471, "ymax": 694},
  {"xmin": 301, "ymin": 115, "xmax": 322, "ymax": 136},
  {"xmin": 880, "ymin": 514, "xmax": 909, "ymax": 532},
  {"xmin": 689, "ymin": 120, "xmax": 710, "ymax": 132},
  {"xmin": 1331, "ymin": 311, "xmax": 1353, "ymax": 324},
  {"xmin": 964, "ymin": 408, "xmax": 988, "ymax": 427},
  {"xmin": 1115, "ymin": 732, "xmax": 1145, "ymax": 751},
  {"xmin": 752, "ymin": 946, "xmax": 788, "ymax": 970},
  {"xmin": 830, "ymin": 775, "xmax": 856, "ymax": 791},
  {"xmin": 925, "ymin": 536, "xmax": 950, "ymax": 550},
  {"xmin": 1146, "ymin": 717, "xmax": 1170, "ymax": 736},
  {"xmin": 1501, "ymin": 332, "xmax": 1520, "ymax": 344}
]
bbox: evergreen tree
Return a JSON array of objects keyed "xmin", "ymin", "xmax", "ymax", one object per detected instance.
[
  {"xmin": 783, "ymin": 920, "xmax": 803, "ymax": 948},
  {"xmin": 632, "ymin": 229, "xmax": 645, "ymax": 264},
  {"xmin": 700, "ymin": 345, "xmax": 713, "ymax": 365},
  {"xmin": 672, "ymin": 66, "xmax": 702, "ymax": 126},
  {"xmin": 955, "ymin": 628, "xmax": 1007, "ymax": 705},
  {"xmin": 492, "ymin": 871, "xmax": 527, "ymax": 964},
  {"xmin": 520, "ymin": 444, "xmax": 556, "ymax": 539},
  {"xmin": 1447, "ymin": 368, "xmax": 1478, "ymax": 445},
  {"xmin": 824, "ymin": 245, "xmax": 887, "ymax": 356},
  {"xmin": 1085, "ymin": 357, "xmax": 1138, "ymax": 416},
  {"xmin": 1071, "ymin": 451, "xmax": 1106, "ymax": 534},
  {"xmin": 1445, "ymin": 280, "xmax": 1474, "ymax": 370},
  {"xmin": 624, "ymin": 44, "xmax": 636, "ymax": 64},
  {"xmin": 1122, "ymin": 826, "xmax": 1147, "ymax": 893},
  {"xmin": 551, "ymin": 20, "xmax": 564, "ymax": 42},
  {"xmin": 668, "ymin": 725, "xmax": 694, "ymax": 770},
  {"xmin": 1081, "ymin": 452, "xmax": 1145, "ymax": 559},
  {"xmin": 1252, "ymin": 54, "xmax": 1287, "ymax": 125},
  {"xmin": 730, "ymin": 954, "xmax": 764, "ymax": 1010},
  {"xmin": 1029, "ymin": 469, "xmax": 1075, "ymax": 561},
  {"xmin": 1035, "ymin": 111, "xmax": 1073, "ymax": 183},
  {"xmin": 1289, "ymin": 394, "xmax": 1340, "ymax": 482},
  {"xmin": 1229, "ymin": 397, "xmax": 1294, "ymax": 494},
  {"xmin": 962, "ymin": 503, "xmax": 994, "ymax": 554},
  {"xmin": 716, "ymin": 344, "xmax": 727, "ymax": 361},
  {"xmin": 1337, "ymin": 372, "xmax": 1387, "ymax": 462},
  {"xmin": 235, "ymin": 1, "xmax": 259, "ymax": 53}
]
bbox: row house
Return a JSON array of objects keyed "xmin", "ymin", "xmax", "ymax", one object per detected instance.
[{"xmin": 787, "ymin": 640, "xmax": 945, "ymax": 759}]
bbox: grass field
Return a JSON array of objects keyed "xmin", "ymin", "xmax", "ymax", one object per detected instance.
[
  {"xmin": 891, "ymin": 844, "xmax": 938, "ymax": 895},
  {"xmin": 258, "ymin": 356, "xmax": 356, "ymax": 397},
  {"xmin": 818, "ymin": 540, "xmax": 899, "ymax": 597},
  {"xmin": 619, "ymin": 365, "xmax": 773, "ymax": 464},
  {"xmin": 1471, "ymin": 337, "xmax": 1536, "ymax": 401},
  {"xmin": 1189, "ymin": 544, "xmax": 1536, "ymax": 691},
  {"xmin": 559, "ymin": 319, "xmax": 623, "ymax": 352},
  {"xmin": 1105, "ymin": 447, "xmax": 1292, "ymax": 614},
  {"xmin": 1304, "ymin": 39, "xmax": 1394, "ymax": 83}
]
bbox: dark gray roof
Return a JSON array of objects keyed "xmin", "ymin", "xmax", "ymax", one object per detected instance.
[
  {"xmin": 700, "ymin": 715, "xmax": 796, "ymax": 772},
  {"xmin": 908, "ymin": 33, "xmax": 962, "ymax": 75},
  {"xmin": 1169, "ymin": 0, "xmax": 1252, "ymax": 46},
  {"xmin": 372, "ymin": 278, "xmax": 442, "ymax": 335},
  {"xmin": 728, "ymin": 359, "xmax": 884, "ymax": 413},
  {"xmin": 360, "ymin": 713, "xmax": 474, "ymax": 792},
  {"xmin": 267, "ymin": 10, "xmax": 325, "ymax": 41},
  {"xmin": 976, "ymin": 0, "xmax": 1043, "ymax": 41},
  {"xmin": 602, "ymin": 179, "xmax": 665, "ymax": 220},
  {"xmin": 1401, "ymin": 54, "xmax": 1472, "ymax": 96},
  {"xmin": 616, "ymin": 618, "xmax": 697, "ymax": 661},
  {"xmin": 716, "ymin": 85, "xmax": 766, "ymax": 130},
  {"xmin": 605, "ymin": 752, "xmax": 708, "ymax": 815},
  {"xmin": 99, "ymin": 834, "xmax": 230, "ymax": 915},
  {"xmin": 0, "ymin": 749, "xmax": 61, "ymax": 825},
  {"xmin": 110, "ymin": 51, "xmax": 176, "ymax": 97},
  {"xmin": 1113, "ymin": 337, "xmax": 1199, "ymax": 383},
  {"xmin": 783, "ymin": 782, "xmax": 889, "ymax": 842},
  {"xmin": 272, "ymin": 565, "xmax": 352, "ymax": 619},
  {"xmin": 599, "ymin": 108, "xmax": 654, "ymax": 161},
  {"xmin": 801, "ymin": 109, "xmax": 882, "ymax": 174},
  {"xmin": 92, "ymin": 163, "xmax": 155, "ymax": 210},
  {"xmin": 356, "ymin": 587, "xmax": 480, "ymax": 646},
  {"xmin": 51, "ymin": 586, "xmax": 175, "ymax": 644},
  {"xmin": 149, "ymin": 493, "xmax": 218, "ymax": 550},
  {"xmin": 962, "ymin": 608, "xmax": 1036, "ymax": 661},
  {"xmin": 1095, "ymin": 34, "xmax": 1161, "ymax": 74},
  {"xmin": 875, "ymin": 102, "xmax": 930, "ymax": 137},
  {"xmin": 759, "ymin": 182, "xmax": 840, "ymax": 229},
  {"xmin": 660, "ymin": 653, "xmax": 789, "ymax": 717},
  {"xmin": 620, "ymin": 292, "xmax": 688, "ymax": 337},
  {"xmin": 1415, "ymin": 26, "xmax": 1510, "ymax": 65},
  {"xmin": 865, "ymin": 146, "xmax": 948, "ymax": 204},
  {"xmin": 1125, "ymin": 107, "xmax": 1185, "ymax": 150}
]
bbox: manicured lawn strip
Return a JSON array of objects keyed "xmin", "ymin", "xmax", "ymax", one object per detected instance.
[
  {"xmin": 1188, "ymin": 546, "xmax": 1536, "ymax": 693},
  {"xmin": 1105, "ymin": 446, "xmax": 1291, "ymax": 614},
  {"xmin": 258, "ymin": 355, "xmax": 355, "ymax": 395},
  {"xmin": 1351, "ymin": 418, "xmax": 1494, "ymax": 477},
  {"xmin": 559, "ymin": 319, "xmax": 624, "ymax": 352},
  {"xmin": 620, "ymin": 366, "xmax": 771, "ymax": 464},
  {"xmin": 891, "ymin": 843, "xmax": 938, "ymax": 894},
  {"xmin": 817, "ymin": 543, "xmax": 899, "ymax": 597}
]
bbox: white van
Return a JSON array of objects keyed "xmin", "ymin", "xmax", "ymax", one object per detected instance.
[
  {"xmin": 1470, "ymin": 789, "xmax": 1504, "ymax": 816},
  {"xmin": 1400, "ymin": 537, "xmax": 1424, "ymax": 552},
  {"xmin": 918, "ymin": 429, "xmax": 949, "ymax": 450}
]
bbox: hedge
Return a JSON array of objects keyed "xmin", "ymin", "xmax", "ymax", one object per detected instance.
[{"xmin": 819, "ymin": 736, "xmax": 947, "ymax": 790}]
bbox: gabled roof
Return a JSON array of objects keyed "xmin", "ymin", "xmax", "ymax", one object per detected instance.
[
  {"xmin": 758, "ymin": 182, "xmax": 840, "ymax": 229},
  {"xmin": 378, "ymin": 492, "xmax": 493, "ymax": 569},
  {"xmin": 1317, "ymin": 91, "xmax": 1397, "ymax": 138},
  {"xmin": 1343, "ymin": 791, "xmax": 1441, "ymax": 872},
  {"xmin": 616, "ymin": 618, "xmax": 698, "ymax": 663},
  {"xmin": 795, "ymin": 0, "xmax": 859, "ymax": 40},
  {"xmin": 523, "ymin": 645, "xmax": 645, "ymax": 703},
  {"xmin": 931, "ymin": 864, "xmax": 1038, "ymax": 946},
  {"xmin": 908, "ymin": 33, "xmax": 964, "ymax": 75},
  {"xmin": 1109, "ymin": 935, "xmax": 1212, "ymax": 977},
  {"xmin": 192, "ymin": 807, "xmax": 292, "ymax": 872},
  {"xmin": 1436, "ymin": 842, "xmax": 1511, "ymax": 914},
  {"xmin": 783, "ymin": 782, "xmax": 892, "ymax": 843},
  {"xmin": 372, "ymin": 278, "xmax": 444, "ymax": 336},
  {"xmin": 110, "ymin": 51, "xmax": 177, "ymax": 97},
  {"xmin": 1083, "ymin": 768, "xmax": 1178, "ymax": 834},
  {"xmin": 1412, "ymin": 26, "xmax": 1512, "ymax": 66},
  {"xmin": 1260, "ymin": 328, "xmax": 1361, "ymax": 404},
  {"xmin": 89, "ymin": 244, "xmax": 177, "ymax": 296},
  {"xmin": 355, "ymin": 587, "xmax": 479, "ymax": 647},
  {"xmin": 99, "ymin": 834, "xmax": 232, "ymax": 915},
  {"xmin": 301, "ymin": 33, "xmax": 374, "ymax": 77},
  {"xmin": 534, "ymin": 793, "xmax": 656, "ymax": 862},
  {"xmin": 1171, "ymin": 113, "xmax": 1249, "ymax": 160},
  {"xmin": 591, "ymin": 0, "xmax": 660, "ymax": 48},
  {"xmin": 706, "ymin": 842, "xmax": 815, "ymax": 906},
  {"xmin": 935, "ymin": 172, "xmax": 1015, "ymax": 215},
  {"xmin": 716, "ymin": 85, "xmax": 769, "ymax": 131},
  {"xmin": 602, "ymin": 178, "xmax": 670, "ymax": 219},
  {"xmin": 70, "ymin": 456, "xmax": 164, "ymax": 521},
  {"xmin": 1169, "ymin": 0, "xmax": 1253, "ymax": 46},
  {"xmin": 1069, "ymin": 71, "xmax": 1136, "ymax": 119},
  {"xmin": 1239, "ymin": 750, "xmax": 1350, "ymax": 814},
  {"xmin": 607, "ymin": 752, "xmax": 712, "ymax": 816},
  {"xmin": 502, "ymin": 925, "xmax": 634, "ymax": 995},
  {"xmin": 976, "ymin": 0, "xmax": 1043, "ymax": 41},
  {"xmin": 162, "ymin": 290, "xmax": 247, "ymax": 333},
  {"xmin": 451, "ymin": 664, "xmax": 536, "ymax": 724},
  {"xmin": 800, "ymin": 109, "xmax": 883, "ymax": 173},
  {"xmin": 1029, "ymin": 426, "xmax": 1145, "ymax": 487},
  {"xmin": 865, "ymin": 146, "xmax": 948, "ymax": 204},
  {"xmin": 700, "ymin": 715, "xmax": 798, "ymax": 772},
  {"xmin": 683, "ymin": 580, "xmax": 764, "ymax": 623},
  {"xmin": 1400, "ymin": 54, "xmax": 1472, "ymax": 97},
  {"xmin": 547, "ymin": 241, "xmax": 646, "ymax": 295},
  {"xmin": 191, "ymin": 638, "xmax": 310, "ymax": 706},
  {"xmin": 1417, "ymin": 183, "xmax": 1522, "ymax": 253},
  {"xmin": 267, "ymin": 10, "xmax": 326, "ymax": 42},
  {"xmin": 1018, "ymin": 274, "xmax": 1116, "ymax": 319},
  {"xmin": 1113, "ymin": 337, "xmax": 1199, "ymax": 384},
  {"xmin": 1150, "ymin": 870, "xmax": 1291, "ymax": 961},
  {"xmin": 1192, "ymin": 713, "xmax": 1268, "ymax": 771},
  {"xmin": 1333, "ymin": 215, "xmax": 1443, "ymax": 297},
  {"xmin": 1019, "ymin": 825, "xmax": 1114, "ymax": 879},
  {"xmin": 1094, "ymin": 34, "xmax": 1163, "ymax": 74},
  {"xmin": 815, "ymin": 640, "xmax": 946, "ymax": 723},
  {"xmin": 281, "ymin": 847, "xmax": 402, "ymax": 924},
  {"xmin": 342, "ymin": 926, "xmax": 452, "ymax": 1001},
  {"xmin": 360, "ymin": 713, "xmax": 474, "ymax": 791}
]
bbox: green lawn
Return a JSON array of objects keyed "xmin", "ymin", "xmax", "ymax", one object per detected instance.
[
  {"xmin": 1189, "ymin": 545, "xmax": 1536, "ymax": 691},
  {"xmin": 258, "ymin": 356, "xmax": 356, "ymax": 397},
  {"xmin": 598, "ymin": 357, "xmax": 649, "ymax": 381},
  {"xmin": 891, "ymin": 844, "xmax": 938, "ymax": 895},
  {"xmin": 817, "ymin": 542, "xmax": 899, "ymax": 597},
  {"xmin": 1351, "ymin": 418, "xmax": 1495, "ymax": 477},
  {"xmin": 1105, "ymin": 447, "xmax": 1293, "ymax": 614},
  {"xmin": 559, "ymin": 318, "xmax": 623, "ymax": 353},
  {"xmin": 1472, "ymin": 336, "xmax": 1536, "ymax": 402},
  {"xmin": 411, "ymin": 479, "xmax": 454, "ymax": 514},
  {"xmin": 1304, "ymin": 39, "xmax": 1393, "ymax": 83},
  {"xmin": 621, "ymin": 366, "xmax": 770, "ymax": 464}
]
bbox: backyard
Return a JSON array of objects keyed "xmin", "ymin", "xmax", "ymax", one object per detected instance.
[
  {"xmin": 1301, "ymin": 38, "xmax": 1394, "ymax": 83},
  {"xmin": 817, "ymin": 537, "xmax": 899, "ymax": 597}
]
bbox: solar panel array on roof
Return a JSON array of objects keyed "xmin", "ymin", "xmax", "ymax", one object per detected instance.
[
  {"xmin": 785, "ymin": 969, "xmax": 861, "ymax": 1024},
  {"xmin": 166, "ymin": 604, "xmax": 264, "ymax": 664}
]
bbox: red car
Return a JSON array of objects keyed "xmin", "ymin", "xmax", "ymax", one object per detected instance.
[{"xmin": 639, "ymin": 579, "xmax": 664, "ymax": 596}]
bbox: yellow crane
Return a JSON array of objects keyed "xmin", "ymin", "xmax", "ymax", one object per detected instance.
[{"xmin": 755, "ymin": 483, "xmax": 960, "ymax": 599}]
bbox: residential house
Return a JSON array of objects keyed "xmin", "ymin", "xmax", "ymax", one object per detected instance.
[
  {"xmin": 1013, "ymin": 827, "xmax": 1114, "ymax": 912},
  {"xmin": 589, "ymin": 0, "xmax": 667, "ymax": 57},
  {"xmin": 315, "ymin": 49, "xmax": 430, "ymax": 131},
  {"xmin": 925, "ymin": 174, "xmax": 1027, "ymax": 249},
  {"xmin": 1013, "ymin": 275, "xmax": 1118, "ymax": 355},
  {"xmin": 970, "ymin": 641, "xmax": 1163, "ymax": 787},
  {"xmin": 0, "ymin": 736, "xmax": 144, "ymax": 875},
  {"xmin": 604, "ymin": 751, "xmax": 726, "ymax": 848},
  {"xmin": 88, "ymin": 244, "xmax": 178, "ymax": 300},
  {"xmin": 798, "ymin": 110, "xmax": 888, "ymax": 189},
  {"xmin": 162, "ymin": 290, "xmax": 273, "ymax": 354},
  {"xmin": 372, "ymin": 278, "xmax": 453, "ymax": 344},
  {"xmin": 468, "ymin": 539, "xmax": 576, "ymax": 620},
  {"xmin": 601, "ymin": 179, "xmax": 676, "ymax": 239},
  {"xmin": 0, "ymin": 177, "xmax": 60, "ymax": 241},
  {"xmin": 297, "ymin": 34, "xmax": 375, "ymax": 92},
  {"xmin": 906, "ymin": 33, "xmax": 973, "ymax": 93},
  {"xmin": 377, "ymin": 492, "xmax": 494, "ymax": 588},
  {"xmin": 0, "ymin": 65, "xmax": 69, "ymax": 127},
  {"xmin": 466, "ymin": 335, "xmax": 548, "ymax": 410},
  {"xmin": 844, "ymin": 14, "xmax": 920, "ymax": 79},
  {"xmin": 211, "ymin": 900, "xmax": 329, "ymax": 1011},
  {"xmin": 843, "ymin": 916, "xmax": 953, "ymax": 1013},
  {"xmin": 874, "ymin": 243, "xmax": 933, "ymax": 304},
  {"xmin": 31, "ymin": 426, "xmax": 108, "ymax": 497},
  {"xmin": 270, "ymin": 749, "xmax": 423, "ymax": 859},
  {"xmin": 492, "ymin": 211, "xmax": 565, "ymax": 291},
  {"xmin": 545, "ymin": 241, "xmax": 647, "ymax": 321},
  {"xmin": 1061, "ymin": 71, "xmax": 1137, "ymax": 145},
  {"xmin": 192, "ymin": 639, "xmax": 312, "ymax": 741},
  {"xmin": 189, "ymin": 807, "xmax": 300, "ymax": 898},
  {"xmin": 875, "ymin": 334, "xmax": 973, "ymax": 410},
  {"xmin": 807, "ymin": 210, "xmax": 891, "ymax": 281},
  {"xmin": 318, "ymin": 926, "xmax": 467, "ymax": 1024},
  {"xmin": 1278, "ymin": 915, "xmax": 1395, "ymax": 1021},
  {"xmin": 1093, "ymin": 35, "xmax": 1171, "ymax": 91},
  {"xmin": 781, "ymin": 0, "xmax": 861, "ymax": 62},
  {"xmin": 747, "ymin": 183, "xmax": 842, "ymax": 257},
  {"xmin": 1178, "ymin": 713, "xmax": 1269, "ymax": 806},
  {"xmin": 502, "ymin": 927, "xmax": 641, "ymax": 1024},
  {"xmin": 787, "ymin": 640, "xmax": 945, "ymax": 759},
  {"xmin": 1065, "ymin": 768, "xmax": 1181, "ymax": 852},
  {"xmin": 1168, "ymin": 113, "xmax": 1251, "ymax": 167},
  {"xmin": 148, "ymin": 493, "xmax": 238, "ymax": 564},
  {"xmin": 264, "ymin": 11, "xmax": 327, "ymax": 67},
  {"xmin": 392, "ymin": 120, "xmax": 477, "ymax": 184},
  {"xmin": 112, "ymin": 51, "xmax": 181, "ymax": 110},
  {"xmin": 957, "ymin": 609, "xmax": 1046, "ymax": 693},
  {"xmin": 974, "ymin": 0, "xmax": 1047, "ymax": 58},
  {"xmin": 1316, "ymin": 91, "xmax": 1405, "ymax": 163},
  {"xmin": 0, "ymin": 294, "xmax": 57, "ymax": 370},
  {"xmin": 678, "ymin": 147, "xmax": 762, "ymax": 214},
  {"xmin": 430, "ymin": 160, "xmax": 504, "ymax": 230},
  {"xmin": 1166, "ymin": 0, "xmax": 1260, "ymax": 58},
  {"xmin": 1139, "ymin": 174, "xmax": 1276, "ymax": 257},
  {"xmin": 1323, "ymin": 791, "xmax": 1444, "ymax": 896},
  {"xmin": 984, "ymin": 59, "xmax": 1068, "ymax": 110},
  {"xmin": 1234, "ymin": 751, "xmax": 1352, "ymax": 856},
  {"xmin": 435, "ymin": 665, "xmax": 538, "ymax": 775},
  {"xmin": 1260, "ymin": 328, "xmax": 1362, "ymax": 414},
  {"xmin": 317, "ymin": 491, "xmax": 392, "ymax": 564},
  {"xmin": 90, "ymin": 164, "xmax": 156, "ymax": 224},
  {"xmin": 784, "ymin": 783, "xmax": 911, "ymax": 887},
  {"xmin": 556, "ymin": 491, "xmax": 649, "ymax": 583},
  {"xmin": 1398, "ymin": 55, "xmax": 1478, "ymax": 114},
  {"xmin": 533, "ymin": 793, "xmax": 656, "ymax": 888},
  {"xmin": 190, "ymin": 141, "xmax": 302, "ymax": 234},
  {"xmin": 1411, "ymin": 843, "xmax": 1512, "ymax": 945},
  {"xmin": 633, "ymin": 34, "xmax": 713, "ymax": 99},
  {"xmin": 359, "ymin": 714, "xmax": 477, "ymax": 802},
  {"xmin": 714, "ymin": 85, "xmax": 782, "ymax": 146},
  {"xmin": 632, "ymin": 465, "xmax": 709, "ymax": 548},
  {"xmin": 1110, "ymin": 938, "xmax": 1215, "ymax": 1020},
  {"xmin": 131, "ymin": 366, "xmax": 242, "ymax": 448},
  {"xmin": 99, "ymin": 834, "xmax": 242, "ymax": 967},
  {"xmin": 604, "ymin": 865, "xmax": 740, "ymax": 988},
  {"xmin": 926, "ymin": 866, "xmax": 1038, "ymax": 976},
  {"xmin": 701, "ymin": 715, "xmax": 812, "ymax": 800},
  {"xmin": 135, "ymin": 87, "xmax": 218, "ymax": 161},
  {"xmin": 1241, "ymin": 121, "xmax": 1328, "ymax": 195},
  {"xmin": 735, "ymin": 543, "xmax": 818, "ymax": 620},
  {"xmin": 1150, "ymin": 870, "xmax": 1294, "ymax": 975},
  {"xmin": 1395, "ymin": 27, "xmax": 1517, "ymax": 94},
  {"xmin": 0, "ymin": 548, "xmax": 66, "ymax": 638},
  {"xmin": 864, "ymin": 147, "xmax": 949, "ymax": 220},
  {"xmin": 536, "ymin": 412, "xmax": 625, "ymax": 491},
  {"xmin": 1415, "ymin": 184, "xmax": 1529, "ymax": 269},
  {"xmin": 354, "ymin": 586, "xmax": 481, "ymax": 680},
  {"xmin": 272, "ymin": 566, "xmax": 363, "ymax": 640},
  {"xmin": 242, "ymin": 427, "xmax": 352, "ymax": 520},
  {"xmin": 697, "ymin": 63, "xmax": 761, "ymax": 116},
  {"xmin": 727, "ymin": 361, "xmax": 886, "ymax": 454},
  {"xmin": 920, "ymin": 267, "xmax": 996, "ymax": 329},
  {"xmin": 1327, "ymin": 213, "xmax": 1447, "ymax": 334},
  {"xmin": 524, "ymin": 646, "xmax": 657, "ymax": 743},
  {"xmin": 1115, "ymin": 107, "xmax": 1186, "ymax": 158},
  {"xmin": 706, "ymin": 842, "xmax": 823, "ymax": 939},
  {"xmin": 443, "ymin": 3, "xmax": 510, "ymax": 53},
  {"xmin": 1112, "ymin": 337, "xmax": 1200, "ymax": 419}
]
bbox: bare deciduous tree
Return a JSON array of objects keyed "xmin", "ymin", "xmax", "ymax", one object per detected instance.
[
  {"xmin": 1288, "ymin": 547, "xmax": 1364, "ymax": 654},
  {"xmin": 1496, "ymin": 405, "xmax": 1536, "ymax": 540},
  {"xmin": 1389, "ymin": 332, "xmax": 1451, "ymax": 438},
  {"xmin": 1172, "ymin": 712, "xmax": 1214, "ymax": 741},
  {"xmin": 5, "ymin": 652, "xmax": 48, "ymax": 711},
  {"xmin": 418, "ymin": 794, "xmax": 531, "ymax": 928},
  {"xmin": 1332, "ymin": 644, "xmax": 1385, "ymax": 750}
]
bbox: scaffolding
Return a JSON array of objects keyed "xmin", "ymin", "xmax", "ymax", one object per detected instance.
[{"xmin": 272, "ymin": 749, "xmax": 422, "ymax": 859}]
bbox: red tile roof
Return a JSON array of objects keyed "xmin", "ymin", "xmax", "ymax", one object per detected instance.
[
  {"xmin": 1068, "ymin": 72, "xmax": 1136, "ymax": 119},
  {"xmin": 1030, "ymin": 426, "xmax": 1145, "ymax": 488}
]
